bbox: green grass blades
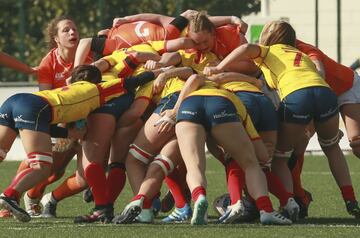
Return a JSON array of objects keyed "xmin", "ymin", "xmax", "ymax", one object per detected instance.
[{"xmin": 0, "ymin": 155, "xmax": 360, "ymax": 238}]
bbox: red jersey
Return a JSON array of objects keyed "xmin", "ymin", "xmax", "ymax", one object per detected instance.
[
  {"xmin": 213, "ymin": 25, "xmax": 247, "ymax": 59},
  {"xmin": 37, "ymin": 48, "xmax": 92, "ymax": 89},
  {"xmin": 296, "ymin": 40, "xmax": 354, "ymax": 95},
  {"xmin": 103, "ymin": 21, "xmax": 181, "ymax": 56}
]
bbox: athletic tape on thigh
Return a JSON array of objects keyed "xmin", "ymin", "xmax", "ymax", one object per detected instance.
[
  {"xmin": 27, "ymin": 152, "xmax": 53, "ymax": 165},
  {"xmin": 129, "ymin": 144, "xmax": 154, "ymax": 164},
  {"xmin": 0, "ymin": 148, "xmax": 7, "ymax": 161},
  {"xmin": 151, "ymin": 154, "xmax": 175, "ymax": 176},
  {"xmin": 274, "ymin": 149, "xmax": 293, "ymax": 159},
  {"xmin": 318, "ymin": 129, "xmax": 344, "ymax": 147}
]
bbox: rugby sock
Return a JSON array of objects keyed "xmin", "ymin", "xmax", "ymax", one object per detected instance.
[
  {"xmin": 3, "ymin": 188, "xmax": 20, "ymax": 203},
  {"xmin": 255, "ymin": 196, "xmax": 273, "ymax": 213},
  {"xmin": 290, "ymin": 154, "xmax": 309, "ymax": 204},
  {"xmin": 106, "ymin": 163, "xmax": 126, "ymax": 203},
  {"xmin": 52, "ymin": 174, "xmax": 85, "ymax": 202},
  {"xmin": 27, "ymin": 172, "xmax": 64, "ymax": 199},
  {"xmin": 225, "ymin": 159, "xmax": 245, "ymax": 205},
  {"xmin": 7, "ymin": 167, "xmax": 34, "ymax": 199},
  {"xmin": 132, "ymin": 194, "xmax": 151, "ymax": 209},
  {"xmin": 264, "ymin": 170, "xmax": 293, "ymax": 207},
  {"xmin": 191, "ymin": 186, "xmax": 206, "ymax": 202},
  {"xmin": 16, "ymin": 160, "xmax": 29, "ymax": 173},
  {"xmin": 341, "ymin": 185, "xmax": 356, "ymax": 202},
  {"xmin": 84, "ymin": 163, "xmax": 108, "ymax": 206},
  {"xmin": 165, "ymin": 168, "xmax": 187, "ymax": 208}
]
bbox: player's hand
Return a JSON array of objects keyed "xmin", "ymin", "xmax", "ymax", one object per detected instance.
[
  {"xmin": 203, "ymin": 66, "xmax": 223, "ymax": 76},
  {"xmin": 207, "ymin": 73, "xmax": 224, "ymax": 85},
  {"xmin": 180, "ymin": 9, "xmax": 198, "ymax": 20},
  {"xmin": 144, "ymin": 60, "xmax": 163, "ymax": 70},
  {"xmin": 112, "ymin": 17, "xmax": 130, "ymax": 27},
  {"xmin": 152, "ymin": 72, "xmax": 167, "ymax": 94},
  {"xmin": 154, "ymin": 110, "xmax": 176, "ymax": 133},
  {"xmin": 231, "ymin": 16, "xmax": 248, "ymax": 34}
]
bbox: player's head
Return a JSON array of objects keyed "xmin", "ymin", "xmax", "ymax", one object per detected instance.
[
  {"xmin": 70, "ymin": 65, "xmax": 101, "ymax": 84},
  {"xmin": 188, "ymin": 11, "xmax": 216, "ymax": 52},
  {"xmin": 259, "ymin": 20, "xmax": 296, "ymax": 47},
  {"xmin": 46, "ymin": 16, "xmax": 79, "ymax": 50}
]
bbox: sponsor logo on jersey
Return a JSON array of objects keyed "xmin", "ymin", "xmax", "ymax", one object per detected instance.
[
  {"xmin": 213, "ymin": 110, "xmax": 236, "ymax": 119},
  {"xmin": 14, "ymin": 115, "xmax": 35, "ymax": 124},
  {"xmin": 181, "ymin": 110, "xmax": 197, "ymax": 116},
  {"xmin": 0, "ymin": 113, "xmax": 8, "ymax": 119}
]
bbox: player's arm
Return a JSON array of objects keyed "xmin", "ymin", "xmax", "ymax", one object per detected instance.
[
  {"xmin": 144, "ymin": 52, "xmax": 182, "ymax": 70},
  {"xmin": 204, "ymin": 44, "xmax": 261, "ymax": 75},
  {"xmin": 74, "ymin": 38, "xmax": 93, "ymax": 68},
  {"xmin": 208, "ymin": 15, "xmax": 248, "ymax": 34},
  {"xmin": 113, "ymin": 13, "xmax": 174, "ymax": 27},
  {"xmin": 165, "ymin": 37, "xmax": 196, "ymax": 52},
  {"xmin": 118, "ymin": 98, "xmax": 150, "ymax": 127},
  {"xmin": 0, "ymin": 52, "xmax": 35, "ymax": 74},
  {"xmin": 310, "ymin": 59, "xmax": 326, "ymax": 78},
  {"xmin": 155, "ymin": 73, "xmax": 206, "ymax": 133},
  {"xmin": 152, "ymin": 67, "xmax": 194, "ymax": 94},
  {"xmin": 208, "ymin": 72, "xmax": 262, "ymax": 87},
  {"xmin": 350, "ymin": 58, "xmax": 360, "ymax": 71}
]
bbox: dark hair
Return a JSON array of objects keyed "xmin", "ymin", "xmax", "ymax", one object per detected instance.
[
  {"xmin": 71, "ymin": 65, "xmax": 101, "ymax": 84},
  {"xmin": 259, "ymin": 20, "xmax": 296, "ymax": 47},
  {"xmin": 188, "ymin": 11, "xmax": 215, "ymax": 34},
  {"xmin": 46, "ymin": 16, "xmax": 75, "ymax": 49}
]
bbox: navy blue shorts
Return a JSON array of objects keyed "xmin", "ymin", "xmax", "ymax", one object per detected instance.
[
  {"xmin": 235, "ymin": 91, "xmax": 278, "ymax": 131},
  {"xmin": 0, "ymin": 93, "xmax": 52, "ymax": 133},
  {"xmin": 153, "ymin": 92, "xmax": 180, "ymax": 115},
  {"xmin": 177, "ymin": 95, "xmax": 241, "ymax": 131},
  {"xmin": 278, "ymin": 86, "xmax": 338, "ymax": 124},
  {"xmin": 92, "ymin": 92, "xmax": 134, "ymax": 121}
]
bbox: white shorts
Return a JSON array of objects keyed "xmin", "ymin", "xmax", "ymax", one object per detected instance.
[{"xmin": 338, "ymin": 72, "xmax": 360, "ymax": 107}]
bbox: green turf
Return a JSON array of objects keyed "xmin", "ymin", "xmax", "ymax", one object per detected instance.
[{"xmin": 1, "ymin": 155, "xmax": 360, "ymax": 238}]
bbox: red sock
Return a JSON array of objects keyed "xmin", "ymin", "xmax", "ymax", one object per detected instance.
[
  {"xmin": 165, "ymin": 168, "xmax": 187, "ymax": 208},
  {"xmin": 191, "ymin": 186, "xmax": 206, "ymax": 202},
  {"xmin": 255, "ymin": 196, "xmax": 273, "ymax": 213},
  {"xmin": 132, "ymin": 194, "xmax": 151, "ymax": 209},
  {"xmin": 52, "ymin": 174, "xmax": 85, "ymax": 201},
  {"xmin": 106, "ymin": 163, "xmax": 126, "ymax": 204},
  {"xmin": 264, "ymin": 170, "xmax": 293, "ymax": 207},
  {"xmin": 84, "ymin": 163, "xmax": 108, "ymax": 206},
  {"xmin": 3, "ymin": 187, "xmax": 20, "ymax": 202},
  {"xmin": 341, "ymin": 185, "xmax": 356, "ymax": 202},
  {"xmin": 27, "ymin": 172, "xmax": 64, "ymax": 199},
  {"xmin": 225, "ymin": 160, "xmax": 245, "ymax": 205},
  {"xmin": 291, "ymin": 155, "xmax": 307, "ymax": 200}
]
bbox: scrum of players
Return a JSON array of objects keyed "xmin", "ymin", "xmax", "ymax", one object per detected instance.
[{"xmin": 1, "ymin": 9, "xmax": 360, "ymax": 226}]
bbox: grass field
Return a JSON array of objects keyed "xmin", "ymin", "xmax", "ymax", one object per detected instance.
[{"xmin": 1, "ymin": 155, "xmax": 360, "ymax": 238}]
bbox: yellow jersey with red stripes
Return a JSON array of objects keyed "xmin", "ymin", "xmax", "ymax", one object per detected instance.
[
  {"xmin": 254, "ymin": 44, "xmax": 329, "ymax": 100},
  {"xmin": 38, "ymin": 48, "xmax": 93, "ymax": 89},
  {"xmin": 178, "ymin": 49, "xmax": 220, "ymax": 74},
  {"xmin": 296, "ymin": 40, "xmax": 354, "ymax": 96},
  {"xmin": 188, "ymin": 81, "xmax": 259, "ymax": 140},
  {"xmin": 102, "ymin": 41, "xmax": 165, "ymax": 80},
  {"xmin": 33, "ymin": 79, "xmax": 126, "ymax": 124}
]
